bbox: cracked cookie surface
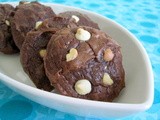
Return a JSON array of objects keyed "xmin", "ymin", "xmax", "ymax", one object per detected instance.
[{"xmin": 10, "ymin": 2, "xmax": 55, "ymax": 49}]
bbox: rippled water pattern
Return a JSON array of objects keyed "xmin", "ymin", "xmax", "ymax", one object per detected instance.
[{"xmin": 0, "ymin": 0, "xmax": 160, "ymax": 120}]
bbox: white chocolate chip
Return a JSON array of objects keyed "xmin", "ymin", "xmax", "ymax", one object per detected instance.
[
  {"xmin": 103, "ymin": 73, "xmax": 113, "ymax": 86},
  {"xmin": 5, "ymin": 20, "xmax": 10, "ymax": 26},
  {"xmin": 104, "ymin": 48, "xmax": 114, "ymax": 62},
  {"xmin": 71, "ymin": 15, "xmax": 79, "ymax": 23},
  {"xmin": 75, "ymin": 79, "xmax": 92, "ymax": 95},
  {"xmin": 66, "ymin": 48, "xmax": 78, "ymax": 62},
  {"xmin": 35, "ymin": 21, "xmax": 43, "ymax": 30},
  {"xmin": 39, "ymin": 49, "xmax": 46, "ymax": 58},
  {"xmin": 75, "ymin": 28, "xmax": 91, "ymax": 41}
]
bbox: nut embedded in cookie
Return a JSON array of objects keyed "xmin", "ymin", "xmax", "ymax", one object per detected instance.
[
  {"xmin": 104, "ymin": 48, "xmax": 114, "ymax": 62},
  {"xmin": 66, "ymin": 48, "xmax": 78, "ymax": 62}
]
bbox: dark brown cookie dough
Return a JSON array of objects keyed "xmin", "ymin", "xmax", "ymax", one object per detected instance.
[
  {"xmin": 44, "ymin": 26, "xmax": 125, "ymax": 101},
  {"xmin": 38, "ymin": 16, "xmax": 77, "ymax": 31},
  {"xmin": 20, "ymin": 31, "xmax": 54, "ymax": 91},
  {"xmin": 20, "ymin": 16, "xmax": 77, "ymax": 91},
  {"xmin": 10, "ymin": 1, "xmax": 56, "ymax": 49},
  {"xmin": 0, "ymin": 4, "xmax": 19, "ymax": 54},
  {"xmin": 59, "ymin": 11, "xmax": 100, "ymax": 29}
]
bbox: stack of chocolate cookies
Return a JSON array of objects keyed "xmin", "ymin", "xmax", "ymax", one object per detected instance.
[{"xmin": 0, "ymin": 1, "xmax": 125, "ymax": 102}]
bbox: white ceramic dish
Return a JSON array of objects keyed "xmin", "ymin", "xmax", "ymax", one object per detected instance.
[{"xmin": 0, "ymin": 2, "xmax": 154, "ymax": 118}]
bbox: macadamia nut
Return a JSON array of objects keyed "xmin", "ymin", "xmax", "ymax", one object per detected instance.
[
  {"xmin": 66, "ymin": 48, "xmax": 78, "ymax": 62},
  {"xmin": 104, "ymin": 48, "xmax": 114, "ymax": 62}
]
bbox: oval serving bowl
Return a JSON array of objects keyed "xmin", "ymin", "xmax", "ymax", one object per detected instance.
[{"xmin": 0, "ymin": 2, "xmax": 154, "ymax": 118}]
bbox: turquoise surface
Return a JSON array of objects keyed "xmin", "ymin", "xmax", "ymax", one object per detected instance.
[{"xmin": 0, "ymin": 0, "xmax": 160, "ymax": 119}]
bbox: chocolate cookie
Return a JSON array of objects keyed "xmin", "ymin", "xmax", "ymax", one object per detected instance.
[
  {"xmin": 20, "ymin": 16, "xmax": 77, "ymax": 91},
  {"xmin": 44, "ymin": 26, "xmax": 125, "ymax": 101},
  {"xmin": 59, "ymin": 11, "xmax": 100, "ymax": 29},
  {"xmin": 10, "ymin": 1, "xmax": 55, "ymax": 49},
  {"xmin": 0, "ymin": 4, "xmax": 19, "ymax": 54}
]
